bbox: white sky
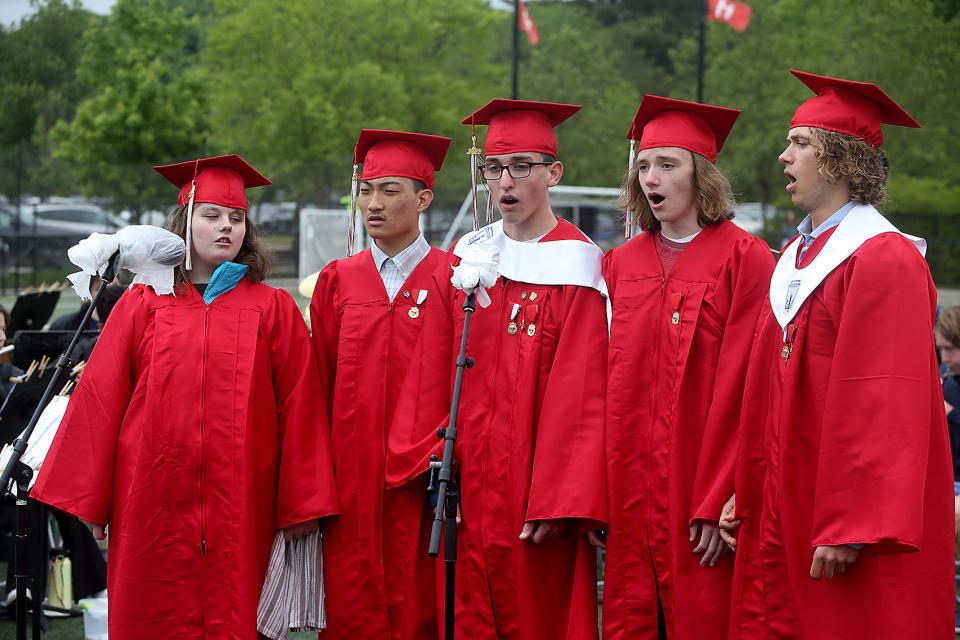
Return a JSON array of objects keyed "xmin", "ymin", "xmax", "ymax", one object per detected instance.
[{"xmin": 0, "ymin": 0, "xmax": 116, "ymax": 27}]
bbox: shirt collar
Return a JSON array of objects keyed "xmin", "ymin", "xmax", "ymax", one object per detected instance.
[
  {"xmin": 370, "ymin": 234, "xmax": 430, "ymax": 279},
  {"xmin": 797, "ymin": 201, "xmax": 857, "ymax": 246}
]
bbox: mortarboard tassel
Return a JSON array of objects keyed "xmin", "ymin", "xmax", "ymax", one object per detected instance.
[
  {"xmin": 468, "ymin": 128, "xmax": 482, "ymax": 232},
  {"xmin": 625, "ymin": 139, "xmax": 636, "ymax": 240},
  {"xmin": 185, "ymin": 159, "xmax": 199, "ymax": 271},
  {"xmin": 484, "ymin": 175, "xmax": 495, "ymax": 226},
  {"xmin": 347, "ymin": 163, "xmax": 360, "ymax": 257}
]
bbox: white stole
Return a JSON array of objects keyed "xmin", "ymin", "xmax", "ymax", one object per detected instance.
[
  {"xmin": 769, "ymin": 204, "xmax": 926, "ymax": 333},
  {"xmin": 453, "ymin": 219, "xmax": 611, "ymax": 324}
]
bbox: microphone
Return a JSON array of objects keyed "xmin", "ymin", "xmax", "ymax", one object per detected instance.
[{"xmin": 67, "ymin": 226, "xmax": 186, "ymax": 299}]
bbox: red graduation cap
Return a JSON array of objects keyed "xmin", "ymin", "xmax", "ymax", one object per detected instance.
[
  {"xmin": 354, "ymin": 129, "xmax": 452, "ymax": 190},
  {"xmin": 789, "ymin": 69, "xmax": 921, "ymax": 148},
  {"xmin": 154, "ymin": 154, "xmax": 270, "ymax": 271},
  {"xmin": 627, "ymin": 94, "xmax": 741, "ymax": 164},
  {"xmin": 154, "ymin": 154, "xmax": 271, "ymax": 212},
  {"xmin": 461, "ymin": 99, "xmax": 581, "ymax": 157}
]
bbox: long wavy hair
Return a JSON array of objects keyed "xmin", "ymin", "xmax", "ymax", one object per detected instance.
[
  {"xmin": 619, "ymin": 150, "xmax": 736, "ymax": 233},
  {"xmin": 165, "ymin": 204, "xmax": 273, "ymax": 287}
]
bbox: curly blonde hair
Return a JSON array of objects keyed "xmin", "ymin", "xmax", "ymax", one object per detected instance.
[
  {"xmin": 165, "ymin": 204, "xmax": 273, "ymax": 287},
  {"xmin": 619, "ymin": 151, "xmax": 736, "ymax": 232},
  {"xmin": 810, "ymin": 128, "xmax": 888, "ymax": 207}
]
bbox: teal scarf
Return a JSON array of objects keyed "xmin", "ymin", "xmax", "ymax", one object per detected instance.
[{"xmin": 203, "ymin": 261, "xmax": 249, "ymax": 304}]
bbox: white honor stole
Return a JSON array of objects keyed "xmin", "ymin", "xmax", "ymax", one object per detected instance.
[
  {"xmin": 453, "ymin": 219, "xmax": 611, "ymax": 324},
  {"xmin": 769, "ymin": 204, "xmax": 926, "ymax": 336}
]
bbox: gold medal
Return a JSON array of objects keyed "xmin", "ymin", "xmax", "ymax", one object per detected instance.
[
  {"xmin": 408, "ymin": 306, "xmax": 420, "ymax": 319},
  {"xmin": 527, "ymin": 323, "xmax": 536, "ymax": 337},
  {"xmin": 671, "ymin": 311, "xmax": 680, "ymax": 325},
  {"xmin": 507, "ymin": 321, "xmax": 518, "ymax": 335},
  {"xmin": 781, "ymin": 344, "xmax": 791, "ymax": 361}
]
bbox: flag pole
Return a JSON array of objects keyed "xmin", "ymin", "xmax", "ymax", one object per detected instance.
[
  {"xmin": 512, "ymin": 0, "xmax": 520, "ymax": 99},
  {"xmin": 697, "ymin": 0, "xmax": 707, "ymax": 103}
]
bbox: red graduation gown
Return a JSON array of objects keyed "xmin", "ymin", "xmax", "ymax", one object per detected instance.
[
  {"xmin": 31, "ymin": 280, "xmax": 339, "ymax": 640},
  {"xmin": 601, "ymin": 221, "xmax": 774, "ymax": 640},
  {"xmin": 310, "ymin": 247, "xmax": 447, "ymax": 640},
  {"xmin": 729, "ymin": 229, "xmax": 955, "ymax": 639},
  {"xmin": 387, "ymin": 218, "xmax": 608, "ymax": 640}
]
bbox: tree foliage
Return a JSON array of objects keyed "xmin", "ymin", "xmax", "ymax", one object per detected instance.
[
  {"xmin": 52, "ymin": 0, "xmax": 209, "ymax": 217},
  {"xmin": 700, "ymin": 0, "xmax": 960, "ymax": 211},
  {"xmin": 204, "ymin": 0, "xmax": 505, "ymax": 208},
  {"xmin": 0, "ymin": 0, "xmax": 94, "ymax": 200}
]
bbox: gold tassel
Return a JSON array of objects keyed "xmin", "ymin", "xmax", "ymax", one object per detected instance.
[
  {"xmin": 468, "ymin": 128, "xmax": 483, "ymax": 232},
  {"xmin": 185, "ymin": 165, "xmax": 198, "ymax": 271},
  {"xmin": 625, "ymin": 139, "xmax": 636, "ymax": 240},
  {"xmin": 347, "ymin": 163, "xmax": 360, "ymax": 257}
]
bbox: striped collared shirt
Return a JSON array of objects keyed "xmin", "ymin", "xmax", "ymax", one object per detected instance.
[{"xmin": 370, "ymin": 234, "xmax": 431, "ymax": 302}]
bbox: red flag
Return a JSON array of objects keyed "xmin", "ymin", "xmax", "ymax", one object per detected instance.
[
  {"xmin": 708, "ymin": 0, "xmax": 752, "ymax": 32},
  {"xmin": 518, "ymin": 0, "xmax": 540, "ymax": 46}
]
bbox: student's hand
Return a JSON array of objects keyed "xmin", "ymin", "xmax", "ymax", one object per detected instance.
[
  {"xmin": 587, "ymin": 529, "xmax": 606, "ymax": 550},
  {"xmin": 945, "ymin": 400, "xmax": 954, "ymax": 416},
  {"xmin": 520, "ymin": 519, "xmax": 571, "ymax": 544},
  {"xmin": 809, "ymin": 544, "xmax": 860, "ymax": 580},
  {"xmin": 718, "ymin": 493, "xmax": 741, "ymax": 551},
  {"xmin": 283, "ymin": 519, "xmax": 320, "ymax": 542},
  {"xmin": 690, "ymin": 520, "xmax": 727, "ymax": 567},
  {"xmin": 81, "ymin": 519, "xmax": 106, "ymax": 541}
]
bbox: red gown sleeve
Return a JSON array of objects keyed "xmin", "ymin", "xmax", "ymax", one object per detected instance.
[
  {"xmin": 384, "ymin": 263, "xmax": 455, "ymax": 488},
  {"xmin": 30, "ymin": 287, "xmax": 147, "ymax": 525},
  {"xmin": 268, "ymin": 289, "xmax": 339, "ymax": 528},
  {"xmin": 811, "ymin": 235, "xmax": 939, "ymax": 553},
  {"xmin": 309, "ymin": 261, "xmax": 341, "ymax": 415},
  {"xmin": 690, "ymin": 237, "xmax": 775, "ymax": 522},
  {"xmin": 525, "ymin": 285, "xmax": 608, "ymax": 530}
]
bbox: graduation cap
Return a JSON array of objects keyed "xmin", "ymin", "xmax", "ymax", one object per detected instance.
[
  {"xmin": 789, "ymin": 69, "xmax": 921, "ymax": 148},
  {"xmin": 461, "ymin": 98, "xmax": 581, "ymax": 157},
  {"xmin": 623, "ymin": 94, "xmax": 741, "ymax": 239},
  {"xmin": 154, "ymin": 154, "xmax": 272, "ymax": 270},
  {"xmin": 354, "ymin": 129, "xmax": 451, "ymax": 190},
  {"xmin": 628, "ymin": 94, "xmax": 740, "ymax": 164},
  {"xmin": 345, "ymin": 130, "xmax": 452, "ymax": 256}
]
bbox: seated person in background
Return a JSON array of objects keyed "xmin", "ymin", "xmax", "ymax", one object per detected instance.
[
  {"xmin": 934, "ymin": 305, "xmax": 960, "ymax": 555},
  {"xmin": 0, "ymin": 305, "xmax": 24, "ymax": 398}
]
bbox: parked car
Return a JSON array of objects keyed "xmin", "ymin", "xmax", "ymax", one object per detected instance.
[
  {"xmin": 0, "ymin": 203, "xmax": 125, "ymax": 239},
  {"xmin": 731, "ymin": 202, "xmax": 774, "ymax": 236},
  {"xmin": 31, "ymin": 203, "xmax": 126, "ymax": 235}
]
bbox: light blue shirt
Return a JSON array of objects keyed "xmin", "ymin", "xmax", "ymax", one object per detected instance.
[{"xmin": 796, "ymin": 201, "xmax": 857, "ymax": 260}]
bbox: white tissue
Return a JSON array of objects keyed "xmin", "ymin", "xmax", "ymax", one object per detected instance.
[{"xmin": 450, "ymin": 244, "xmax": 500, "ymax": 308}]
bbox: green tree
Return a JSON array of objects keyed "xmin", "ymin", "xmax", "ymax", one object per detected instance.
[
  {"xmin": 697, "ymin": 0, "xmax": 960, "ymax": 210},
  {"xmin": 205, "ymin": 0, "xmax": 505, "ymax": 209},
  {"xmin": 515, "ymin": 2, "xmax": 640, "ymax": 187},
  {"xmin": 0, "ymin": 0, "xmax": 95, "ymax": 201},
  {"xmin": 53, "ymin": 0, "xmax": 210, "ymax": 219}
]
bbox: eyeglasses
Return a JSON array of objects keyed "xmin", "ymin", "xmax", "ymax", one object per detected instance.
[{"xmin": 480, "ymin": 161, "xmax": 553, "ymax": 181}]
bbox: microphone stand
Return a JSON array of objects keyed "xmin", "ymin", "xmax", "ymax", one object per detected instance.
[
  {"xmin": 428, "ymin": 291, "xmax": 476, "ymax": 640},
  {"xmin": 0, "ymin": 250, "xmax": 119, "ymax": 640}
]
